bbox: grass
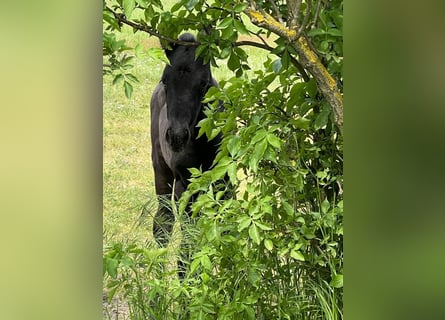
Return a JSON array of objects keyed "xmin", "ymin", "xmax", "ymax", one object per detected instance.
[{"xmin": 103, "ymin": 50, "xmax": 160, "ymax": 245}]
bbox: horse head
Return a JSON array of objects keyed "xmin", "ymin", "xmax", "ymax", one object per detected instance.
[{"xmin": 161, "ymin": 33, "xmax": 212, "ymax": 152}]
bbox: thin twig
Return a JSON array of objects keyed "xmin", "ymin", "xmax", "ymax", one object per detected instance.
[
  {"xmin": 269, "ymin": 0, "xmax": 283, "ymax": 24},
  {"xmin": 288, "ymin": 0, "xmax": 303, "ymax": 29},
  {"xmin": 235, "ymin": 40, "xmax": 272, "ymax": 51},
  {"xmin": 295, "ymin": 0, "xmax": 303, "ymax": 21},
  {"xmin": 311, "ymin": 0, "xmax": 323, "ymax": 29},
  {"xmin": 289, "ymin": 55, "xmax": 310, "ymax": 82},
  {"xmin": 294, "ymin": 0, "xmax": 312, "ymax": 42},
  {"xmin": 106, "ymin": 6, "xmax": 199, "ymax": 47},
  {"xmin": 253, "ymin": 31, "xmax": 271, "ymax": 48}
]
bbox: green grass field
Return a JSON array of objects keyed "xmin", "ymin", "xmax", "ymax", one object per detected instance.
[{"xmin": 103, "ymin": 26, "xmax": 272, "ymax": 248}]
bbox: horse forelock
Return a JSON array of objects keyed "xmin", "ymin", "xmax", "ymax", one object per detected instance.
[{"xmin": 178, "ymin": 33, "xmax": 196, "ymax": 43}]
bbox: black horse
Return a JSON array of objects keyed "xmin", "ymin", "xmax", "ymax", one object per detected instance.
[{"xmin": 150, "ymin": 33, "xmax": 220, "ymax": 247}]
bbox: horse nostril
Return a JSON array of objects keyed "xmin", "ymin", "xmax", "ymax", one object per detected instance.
[
  {"xmin": 166, "ymin": 128, "xmax": 172, "ymax": 143},
  {"xmin": 166, "ymin": 127, "xmax": 190, "ymax": 151},
  {"xmin": 183, "ymin": 128, "xmax": 190, "ymax": 141}
]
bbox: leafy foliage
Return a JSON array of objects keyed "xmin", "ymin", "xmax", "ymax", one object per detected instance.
[{"xmin": 103, "ymin": 0, "xmax": 343, "ymax": 318}]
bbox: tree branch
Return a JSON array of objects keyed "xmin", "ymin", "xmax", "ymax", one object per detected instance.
[
  {"xmin": 106, "ymin": 5, "xmax": 310, "ymax": 81},
  {"xmin": 295, "ymin": 0, "xmax": 312, "ymax": 42},
  {"xmin": 235, "ymin": 39, "xmax": 309, "ymax": 81},
  {"xmin": 287, "ymin": 0, "xmax": 302, "ymax": 29},
  {"xmin": 106, "ymin": 6, "xmax": 199, "ymax": 47},
  {"xmin": 245, "ymin": 6, "xmax": 343, "ymax": 132},
  {"xmin": 311, "ymin": 0, "xmax": 323, "ymax": 29}
]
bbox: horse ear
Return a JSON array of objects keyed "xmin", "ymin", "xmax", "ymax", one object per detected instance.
[
  {"xmin": 161, "ymin": 39, "xmax": 176, "ymax": 56},
  {"xmin": 162, "ymin": 47, "xmax": 174, "ymax": 65},
  {"xmin": 165, "ymin": 47, "xmax": 173, "ymax": 59}
]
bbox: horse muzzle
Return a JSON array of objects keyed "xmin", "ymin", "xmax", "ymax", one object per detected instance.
[{"xmin": 166, "ymin": 127, "xmax": 190, "ymax": 152}]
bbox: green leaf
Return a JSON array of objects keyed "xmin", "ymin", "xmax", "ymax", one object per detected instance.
[
  {"xmin": 124, "ymin": 81, "xmax": 133, "ymax": 98},
  {"xmin": 320, "ymin": 40, "xmax": 330, "ymax": 52},
  {"xmin": 255, "ymin": 221, "xmax": 272, "ymax": 231},
  {"xmin": 281, "ymin": 49, "xmax": 290, "ymax": 69},
  {"xmin": 201, "ymin": 255, "xmax": 212, "ymax": 271},
  {"xmin": 197, "ymin": 117, "xmax": 211, "ymax": 139},
  {"xmin": 209, "ymin": 128, "xmax": 221, "ymax": 141},
  {"xmin": 234, "ymin": 47, "xmax": 248, "ymax": 61},
  {"xmin": 237, "ymin": 215, "xmax": 251, "ymax": 232},
  {"xmin": 314, "ymin": 109, "xmax": 330, "ymax": 130},
  {"xmin": 244, "ymin": 305, "xmax": 255, "ymax": 320},
  {"xmin": 144, "ymin": 6, "xmax": 155, "ymax": 21},
  {"xmin": 247, "ymin": 268, "xmax": 261, "ymax": 286},
  {"xmin": 330, "ymin": 274, "xmax": 343, "ymax": 288},
  {"xmin": 112, "ymin": 74, "xmax": 124, "ymax": 85},
  {"xmin": 233, "ymin": 3, "xmax": 248, "ymax": 12},
  {"xmin": 206, "ymin": 222, "xmax": 218, "ymax": 242},
  {"xmin": 251, "ymin": 129, "xmax": 267, "ymax": 144},
  {"xmin": 201, "ymin": 272, "xmax": 210, "ymax": 283},
  {"xmin": 249, "ymin": 139, "xmax": 267, "ymax": 172},
  {"xmin": 228, "ymin": 52, "xmax": 241, "ymax": 71},
  {"xmin": 106, "ymin": 285, "xmax": 118, "ymax": 303},
  {"xmin": 188, "ymin": 167, "xmax": 201, "ymax": 176},
  {"xmin": 211, "ymin": 163, "xmax": 229, "ymax": 181},
  {"xmin": 234, "ymin": 19, "xmax": 250, "ymax": 35},
  {"xmin": 170, "ymin": 1, "xmax": 183, "ymax": 12},
  {"xmin": 135, "ymin": 0, "xmax": 148, "ymax": 6},
  {"xmin": 305, "ymin": 79, "xmax": 317, "ymax": 99},
  {"xmin": 105, "ymin": 258, "xmax": 119, "ymax": 278},
  {"xmin": 227, "ymin": 136, "xmax": 241, "ymax": 157},
  {"xmin": 291, "ymin": 117, "xmax": 311, "ymax": 130},
  {"xmin": 272, "ymin": 58, "xmax": 282, "ymax": 74},
  {"xmin": 190, "ymin": 257, "xmax": 200, "ymax": 274},
  {"xmin": 120, "ymin": 256, "xmax": 133, "ymax": 266},
  {"xmin": 290, "ymin": 250, "xmax": 305, "ymax": 261},
  {"xmin": 134, "ymin": 43, "xmax": 144, "ymax": 58},
  {"xmin": 121, "ymin": 55, "xmax": 134, "ymax": 65},
  {"xmin": 125, "ymin": 73, "xmax": 139, "ymax": 83},
  {"xmin": 248, "ymin": 223, "xmax": 261, "ymax": 245},
  {"xmin": 321, "ymin": 199, "xmax": 330, "ymax": 213},
  {"xmin": 103, "ymin": 11, "xmax": 120, "ymax": 30},
  {"xmin": 221, "ymin": 25, "xmax": 235, "ymax": 40},
  {"xmin": 123, "ymin": 0, "xmax": 135, "ymax": 18},
  {"xmin": 227, "ymin": 162, "xmax": 237, "ymax": 185},
  {"xmin": 220, "ymin": 46, "xmax": 231, "ymax": 59},
  {"xmin": 147, "ymin": 47, "xmax": 169, "ymax": 64},
  {"xmin": 217, "ymin": 17, "xmax": 233, "ymax": 29},
  {"xmin": 195, "ymin": 43, "xmax": 207, "ymax": 59},
  {"xmin": 327, "ymin": 28, "xmax": 342, "ymax": 37},
  {"xmin": 307, "ymin": 28, "xmax": 326, "ymax": 37},
  {"xmin": 185, "ymin": 0, "xmax": 199, "ymax": 11},
  {"xmin": 264, "ymin": 239, "xmax": 273, "ymax": 251},
  {"xmin": 266, "ymin": 133, "xmax": 281, "ymax": 149},
  {"xmin": 282, "ymin": 200, "xmax": 295, "ymax": 216}
]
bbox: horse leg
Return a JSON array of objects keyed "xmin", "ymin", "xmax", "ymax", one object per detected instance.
[
  {"xmin": 173, "ymin": 176, "xmax": 193, "ymax": 279},
  {"xmin": 152, "ymin": 158, "xmax": 175, "ymax": 247}
]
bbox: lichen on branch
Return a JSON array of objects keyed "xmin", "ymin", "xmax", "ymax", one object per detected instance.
[{"xmin": 245, "ymin": 6, "xmax": 343, "ymax": 132}]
